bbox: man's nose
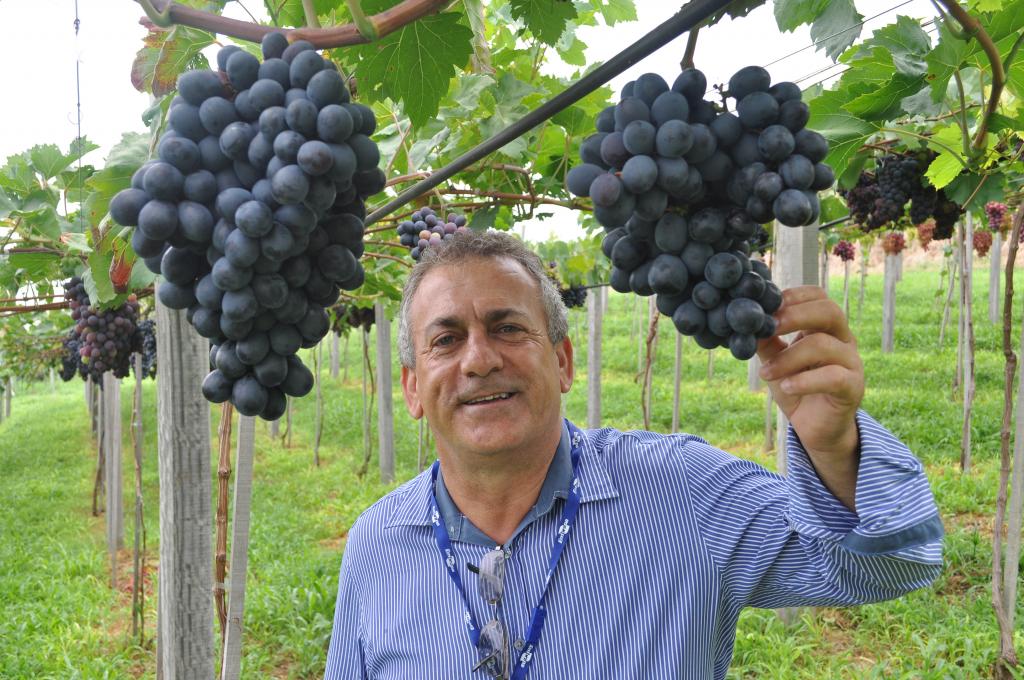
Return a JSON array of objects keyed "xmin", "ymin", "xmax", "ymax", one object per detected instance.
[{"xmin": 461, "ymin": 328, "xmax": 502, "ymax": 377}]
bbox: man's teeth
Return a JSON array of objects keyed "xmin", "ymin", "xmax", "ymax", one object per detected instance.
[{"xmin": 466, "ymin": 393, "xmax": 511, "ymax": 404}]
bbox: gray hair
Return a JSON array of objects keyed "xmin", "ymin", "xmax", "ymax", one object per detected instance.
[{"xmin": 397, "ymin": 230, "xmax": 569, "ymax": 368}]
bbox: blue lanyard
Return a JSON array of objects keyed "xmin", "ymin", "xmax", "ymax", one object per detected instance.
[{"xmin": 429, "ymin": 421, "xmax": 585, "ymax": 680}]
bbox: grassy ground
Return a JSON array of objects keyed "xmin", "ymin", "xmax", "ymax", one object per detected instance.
[{"xmin": 1, "ymin": 260, "xmax": 1023, "ymax": 679}]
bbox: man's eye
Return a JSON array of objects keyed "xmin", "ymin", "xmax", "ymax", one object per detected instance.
[
  {"xmin": 498, "ymin": 325, "xmax": 521, "ymax": 334},
  {"xmin": 435, "ymin": 334, "xmax": 455, "ymax": 347}
]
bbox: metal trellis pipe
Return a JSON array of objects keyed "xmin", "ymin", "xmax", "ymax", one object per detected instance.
[{"xmin": 363, "ymin": 0, "xmax": 736, "ymax": 226}]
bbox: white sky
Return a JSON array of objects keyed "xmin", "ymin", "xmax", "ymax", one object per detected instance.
[{"xmin": 0, "ymin": 0, "xmax": 938, "ymax": 241}]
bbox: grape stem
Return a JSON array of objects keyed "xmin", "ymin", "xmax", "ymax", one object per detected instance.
[
  {"xmin": 301, "ymin": 0, "xmax": 321, "ymax": 28},
  {"xmin": 344, "ymin": 0, "xmax": 378, "ymax": 41},
  {"xmin": 362, "ymin": 251, "xmax": 413, "ymax": 268},
  {"xmin": 680, "ymin": 26, "xmax": 700, "ymax": 70},
  {"xmin": 933, "ymin": 0, "xmax": 1006, "ymax": 151},
  {"xmin": 136, "ymin": 0, "xmax": 173, "ymax": 27},
  {"xmin": 137, "ymin": 0, "xmax": 447, "ymax": 47}
]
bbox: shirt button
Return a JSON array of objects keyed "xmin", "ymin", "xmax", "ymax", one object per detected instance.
[{"xmin": 514, "ymin": 639, "xmax": 525, "ymax": 650}]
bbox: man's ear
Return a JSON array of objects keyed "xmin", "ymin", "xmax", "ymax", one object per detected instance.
[
  {"xmin": 556, "ymin": 335, "xmax": 574, "ymax": 394},
  {"xmin": 401, "ymin": 365, "xmax": 424, "ymax": 419}
]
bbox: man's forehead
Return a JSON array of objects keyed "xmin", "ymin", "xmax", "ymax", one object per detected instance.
[{"xmin": 411, "ymin": 257, "xmax": 542, "ymax": 325}]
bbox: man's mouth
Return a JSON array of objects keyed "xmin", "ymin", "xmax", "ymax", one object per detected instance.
[{"xmin": 463, "ymin": 392, "xmax": 516, "ymax": 405}]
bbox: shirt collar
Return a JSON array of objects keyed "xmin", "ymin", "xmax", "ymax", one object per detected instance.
[{"xmin": 384, "ymin": 419, "xmax": 619, "ymax": 535}]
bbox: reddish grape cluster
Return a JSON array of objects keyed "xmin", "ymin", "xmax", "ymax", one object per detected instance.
[
  {"xmin": 832, "ymin": 240, "xmax": 855, "ymax": 262},
  {"xmin": 917, "ymin": 221, "xmax": 935, "ymax": 251},
  {"xmin": 64, "ymin": 277, "xmax": 141, "ymax": 382},
  {"xmin": 974, "ymin": 230, "xmax": 993, "ymax": 257},
  {"xmin": 543, "ymin": 261, "xmax": 588, "ymax": 309},
  {"xmin": 985, "ymin": 201, "xmax": 1007, "ymax": 232},
  {"xmin": 881, "ymin": 232, "xmax": 906, "ymax": 255},
  {"xmin": 397, "ymin": 207, "xmax": 470, "ymax": 261}
]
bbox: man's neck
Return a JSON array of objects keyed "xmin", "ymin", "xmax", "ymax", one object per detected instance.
[{"xmin": 438, "ymin": 429, "xmax": 561, "ymax": 546}]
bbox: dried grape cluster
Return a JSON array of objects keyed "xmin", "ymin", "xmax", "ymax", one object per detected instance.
[
  {"xmin": 108, "ymin": 35, "xmax": 383, "ymax": 419},
  {"xmin": 567, "ymin": 65, "xmax": 824, "ymax": 359},
  {"xmin": 832, "ymin": 240, "xmax": 855, "ymax": 262},
  {"xmin": 397, "ymin": 207, "xmax": 470, "ymax": 261},
  {"xmin": 135, "ymin": 319, "xmax": 158, "ymax": 379},
  {"xmin": 63, "ymin": 277, "xmax": 141, "ymax": 383},
  {"xmin": 838, "ymin": 152, "xmax": 961, "ymax": 235},
  {"xmin": 881, "ymin": 232, "xmax": 906, "ymax": 256}
]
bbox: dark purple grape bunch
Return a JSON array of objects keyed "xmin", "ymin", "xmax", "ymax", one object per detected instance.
[
  {"xmin": 107, "ymin": 34, "xmax": 385, "ymax": 419},
  {"xmin": 59, "ymin": 327, "xmax": 83, "ymax": 382},
  {"xmin": 397, "ymin": 207, "xmax": 470, "ymax": 261},
  {"xmin": 330, "ymin": 303, "xmax": 375, "ymax": 334},
  {"xmin": 64, "ymin": 277, "xmax": 141, "ymax": 382},
  {"xmin": 560, "ymin": 286, "xmax": 588, "ymax": 309},
  {"xmin": 839, "ymin": 151, "xmax": 960, "ymax": 233},
  {"xmin": 832, "ymin": 240, "xmax": 855, "ymax": 262},
  {"xmin": 134, "ymin": 319, "xmax": 157, "ymax": 379},
  {"xmin": 566, "ymin": 66, "xmax": 815, "ymax": 359}
]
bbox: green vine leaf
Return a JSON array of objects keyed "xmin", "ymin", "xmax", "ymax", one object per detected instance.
[
  {"xmin": 132, "ymin": 23, "xmax": 213, "ymax": 97},
  {"xmin": 352, "ymin": 13, "xmax": 473, "ymax": 128},
  {"xmin": 859, "ymin": 15, "xmax": 932, "ymax": 77},
  {"xmin": 808, "ymin": 0, "xmax": 862, "ymax": 61},
  {"xmin": 773, "ymin": 0, "xmax": 829, "ymax": 33},
  {"xmin": 806, "ymin": 90, "xmax": 877, "ymax": 183},
  {"xmin": 509, "ymin": 0, "xmax": 577, "ymax": 46}
]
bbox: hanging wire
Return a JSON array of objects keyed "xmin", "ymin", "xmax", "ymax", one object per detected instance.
[
  {"xmin": 761, "ymin": 0, "xmax": 918, "ymax": 69},
  {"xmin": 74, "ymin": 0, "xmax": 84, "ymax": 232}
]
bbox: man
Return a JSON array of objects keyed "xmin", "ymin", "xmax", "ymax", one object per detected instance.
[{"xmin": 325, "ymin": 230, "xmax": 943, "ymax": 679}]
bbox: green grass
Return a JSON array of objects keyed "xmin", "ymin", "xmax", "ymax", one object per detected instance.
[{"xmin": 1, "ymin": 260, "xmax": 1023, "ymax": 678}]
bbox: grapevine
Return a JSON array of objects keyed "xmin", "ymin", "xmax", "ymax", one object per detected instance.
[
  {"xmin": 974, "ymin": 229, "xmax": 993, "ymax": 257},
  {"xmin": 917, "ymin": 221, "xmax": 936, "ymax": 251},
  {"xmin": 135, "ymin": 319, "xmax": 158, "ymax": 379},
  {"xmin": 330, "ymin": 303, "xmax": 375, "ymax": 334},
  {"xmin": 985, "ymin": 201, "xmax": 1007, "ymax": 232},
  {"xmin": 108, "ymin": 36, "xmax": 384, "ymax": 419}
]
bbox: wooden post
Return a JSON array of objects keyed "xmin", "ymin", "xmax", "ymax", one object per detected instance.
[
  {"xmin": 1005, "ymin": 313, "xmax": 1024, "ymax": 627},
  {"xmin": 50, "ymin": 366, "xmax": 56, "ymax": 393},
  {"xmin": 882, "ymin": 253, "xmax": 899, "ymax": 353},
  {"xmin": 990, "ymin": 231, "xmax": 1003, "ymax": 324},
  {"xmin": 313, "ymin": 342, "xmax": 323, "ymax": 467},
  {"xmin": 772, "ymin": 219, "xmax": 819, "ymax": 625},
  {"xmin": 155, "ymin": 299, "xmax": 215, "ymax": 679},
  {"xmin": 671, "ymin": 332, "xmax": 682, "ymax": 433},
  {"xmin": 375, "ymin": 302, "xmax": 395, "ymax": 484},
  {"xmin": 748, "ymin": 354, "xmax": 761, "ymax": 392},
  {"xmin": 857, "ymin": 247, "xmax": 868, "ymax": 321},
  {"xmin": 220, "ymin": 415, "xmax": 255, "ymax": 680},
  {"xmin": 93, "ymin": 379, "xmax": 105, "ymax": 518},
  {"xmin": 131, "ymin": 354, "xmax": 146, "ymax": 642},
  {"xmin": 819, "ymin": 239, "xmax": 830, "ymax": 295},
  {"xmin": 103, "ymin": 372, "xmax": 124, "ymax": 587},
  {"xmin": 4, "ymin": 376, "xmax": 11, "ymax": 419},
  {"xmin": 641, "ymin": 296, "xmax": 657, "ymax": 430},
  {"xmin": 269, "ymin": 416, "xmax": 279, "ymax": 439},
  {"xmin": 842, "ymin": 260, "xmax": 851, "ymax": 319},
  {"xmin": 940, "ymin": 246, "xmax": 959, "ymax": 346},
  {"xmin": 961, "ymin": 214, "xmax": 976, "ymax": 474},
  {"xmin": 330, "ymin": 331, "xmax": 340, "ymax": 380},
  {"xmin": 587, "ymin": 286, "xmax": 603, "ymax": 430}
]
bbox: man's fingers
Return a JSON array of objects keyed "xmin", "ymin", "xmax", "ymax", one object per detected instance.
[
  {"xmin": 779, "ymin": 285, "xmax": 829, "ymax": 308},
  {"xmin": 756, "ymin": 335, "xmax": 788, "ymax": 364},
  {"xmin": 773, "ymin": 298, "xmax": 854, "ymax": 343},
  {"xmin": 777, "ymin": 364, "xmax": 860, "ymax": 402},
  {"xmin": 759, "ymin": 332, "xmax": 861, "ymax": 382}
]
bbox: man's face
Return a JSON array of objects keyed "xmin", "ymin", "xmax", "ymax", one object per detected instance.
[{"xmin": 401, "ymin": 256, "xmax": 573, "ymax": 461}]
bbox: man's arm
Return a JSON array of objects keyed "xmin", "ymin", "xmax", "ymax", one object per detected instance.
[
  {"xmin": 680, "ymin": 412, "xmax": 943, "ymax": 611},
  {"xmin": 757, "ymin": 286, "xmax": 867, "ymax": 512}
]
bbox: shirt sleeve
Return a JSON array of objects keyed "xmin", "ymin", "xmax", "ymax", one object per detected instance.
[
  {"xmin": 325, "ymin": 519, "xmax": 370, "ymax": 680},
  {"xmin": 680, "ymin": 409, "xmax": 944, "ymax": 611}
]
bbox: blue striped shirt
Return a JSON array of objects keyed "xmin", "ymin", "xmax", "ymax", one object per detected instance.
[{"xmin": 325, "ymin": 411, "xmax": 943, "ymax": 679}]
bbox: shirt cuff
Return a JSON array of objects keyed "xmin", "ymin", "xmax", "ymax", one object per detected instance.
[{"xmin": 785, "ymin": 410, "xmax": 944, "ymax": 555}]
